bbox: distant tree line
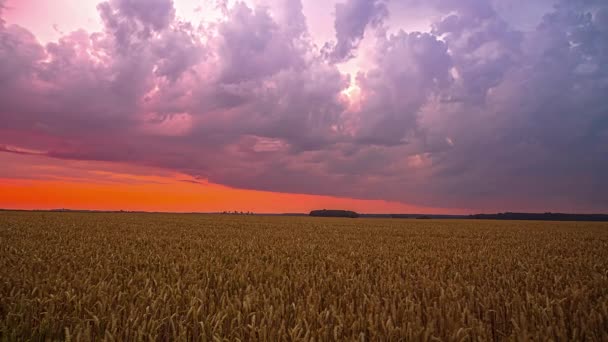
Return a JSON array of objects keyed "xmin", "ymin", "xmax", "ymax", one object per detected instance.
[
  {"xmin": 309, "ymin": 210, "xmax": 359, "ymax": 218},
  {"xmin": 469, "ymin": 212, "xmax": 608, "ymax": 222}
]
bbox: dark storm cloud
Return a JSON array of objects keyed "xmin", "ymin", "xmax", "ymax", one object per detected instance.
[
  {"xmin": 327, "ymin": 0, "xmax": 388, "ymax": 62},
  {"xmin": 1, "ymin": 0, "xmax": 607, "ymax": 212},
  {"xmin": 408, "ymin": 0, "xmax": 608, "ymax": 210}
]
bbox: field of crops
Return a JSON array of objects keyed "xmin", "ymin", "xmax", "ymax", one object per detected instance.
[{"xmin": 1, "ymin": 212, "xmax": 607, "ymax": 341}]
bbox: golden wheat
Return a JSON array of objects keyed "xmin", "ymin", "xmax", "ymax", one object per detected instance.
[{"xmin": 1, "ymin": 212, "xmax": 607, "ymax": 341}]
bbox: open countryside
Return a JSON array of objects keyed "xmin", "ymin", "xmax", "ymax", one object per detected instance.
[{"xmin": 1, "ymin": 211, "xmax": 607, "ymax": 340}]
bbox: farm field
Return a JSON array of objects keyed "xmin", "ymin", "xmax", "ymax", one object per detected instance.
[{"xmin": 1, "ymin": 212, "xmax": 607, "ymax": 341}]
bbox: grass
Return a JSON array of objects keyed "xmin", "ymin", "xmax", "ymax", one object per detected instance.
[{"xmin": 1, "ymin": 211, "xmax": 607, "ymax": 341}]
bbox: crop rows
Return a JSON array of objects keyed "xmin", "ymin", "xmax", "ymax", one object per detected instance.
[{"xmin": 1, "ymin": 212, "xmax": 607, "ymax": 341}]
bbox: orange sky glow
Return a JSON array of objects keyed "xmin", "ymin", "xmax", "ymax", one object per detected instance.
[
  {"xmin": 0, "ymin": 1, "xmax": 450, "ymax": 214},
  {"xmin": 0, "ymin": 152, "xmax": 464, "ymax": 214}
]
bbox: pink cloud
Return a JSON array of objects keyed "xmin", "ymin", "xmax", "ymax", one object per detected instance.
[{"xmin": 1, "ymin": 0, "xmax": 607, "ymax": 213}]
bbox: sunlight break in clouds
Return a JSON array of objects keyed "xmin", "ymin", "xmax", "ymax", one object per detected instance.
[{"xmin": 1, "ymin": 0, "xmax": 607, "ymax": 213}]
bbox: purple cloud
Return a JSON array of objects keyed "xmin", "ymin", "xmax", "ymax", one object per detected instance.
[
  {"xmin": 326, "ymin": 0, "xmax": 388, "ymax": 62},
  {"xmin": 1, "ymin": 0, "xmax": 607, "ymax": 212},
  {"xmin": 352, "ymin": 30, "xmax": 452, "ymax": 146}
]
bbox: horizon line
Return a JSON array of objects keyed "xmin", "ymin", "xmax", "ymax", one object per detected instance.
[{"xmin": 2, "ymin": 208, "xmax": 607, "ymax": 217}]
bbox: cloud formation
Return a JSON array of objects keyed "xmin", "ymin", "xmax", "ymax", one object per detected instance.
[
  {"xmin": 327, "ymin": 0, "xmax": 388, "ymax": 62},
  {"xmin": 1, "ymin": 0, "xmax": 607, "ymax": 212}
]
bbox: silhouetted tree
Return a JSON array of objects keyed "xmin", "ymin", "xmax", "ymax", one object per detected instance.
[{"xmin": 310, "ymin": 210, "xmax": 359, "ymax": 218}]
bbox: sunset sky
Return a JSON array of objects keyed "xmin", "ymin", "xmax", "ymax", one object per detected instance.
[{"xmin": 1, "ymin": 0, "xmax": 607, "ymax": 213}]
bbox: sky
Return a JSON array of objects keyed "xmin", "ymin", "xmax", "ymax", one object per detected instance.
[{"xmin": 0, "ymin": 0, "xmax": 607, "ymax": 214}]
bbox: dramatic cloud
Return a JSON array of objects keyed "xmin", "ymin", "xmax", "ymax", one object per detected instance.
[
  {"xmin": 352, "ymin": 30, "xmax": 452, "ymax": 146},
  {"xmin": 327, "ymin": 0, "xmax": 388, "ymax": 62},
  {"xmin": 98, "ymin": 0, "xmax": 175, "ymax": 39},
  {"xmin": 1, "ymin": 0, "xmax": 607, "ymax": 212}
]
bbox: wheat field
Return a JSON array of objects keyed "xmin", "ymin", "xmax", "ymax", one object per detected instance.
[{"xmin": 1, "ymin": 211, "xmax": 607, "ymax": 341}]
